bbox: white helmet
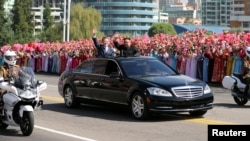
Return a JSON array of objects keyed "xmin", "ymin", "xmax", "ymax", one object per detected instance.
[
  {"xmin": 4, "ymin": 50, "xmax": 17, "ymax": 66},
  {"xmin": 246, "ymin": 47, "xmax": 250, "ymax": 58}
]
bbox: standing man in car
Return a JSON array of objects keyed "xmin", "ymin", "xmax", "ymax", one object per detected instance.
[
  {"xmin": 92, "ymin": 28, "xmax": 116, "ymax": 58},
  {"xmin": 113, "ymin": 32, "xmax": 140, "ymax": 57}
]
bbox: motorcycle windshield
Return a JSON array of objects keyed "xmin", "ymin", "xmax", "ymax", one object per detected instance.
[{"xmin": 14, "ymin": 67, "xmax": 37, "ymax": 88}]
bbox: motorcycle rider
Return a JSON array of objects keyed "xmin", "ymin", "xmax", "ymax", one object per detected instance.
[
  {"xmin": 0, "ymin": 50, "xmax": 19, "ymax": 113},
  {"xmin": 242, "ymin": 46, "xmax": 250, "ymax": 96}
]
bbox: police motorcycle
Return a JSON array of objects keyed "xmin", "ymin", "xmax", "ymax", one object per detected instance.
[
  {"xmin": 0, "ymin": 66, "xmax": 47, "ymax": 136},
  {"xmin": 222, "ymin": 73, "xmax": 250, "ymax": 106}
]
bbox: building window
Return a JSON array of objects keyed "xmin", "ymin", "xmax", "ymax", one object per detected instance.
[
  {"xmin": 107, "ymin": 30, "xmax": 112, "ymax": 35},
  {"xmin": 243, "ymin": 22, "xmax": 250, "ymax": 28}
]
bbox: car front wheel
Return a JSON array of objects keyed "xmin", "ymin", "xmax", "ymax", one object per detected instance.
[
  {"xmin": 63, "ymin": 86, "xmax": 79, "ymax": 108},
  {"xmin": 130, "ymin": 93, "xmax": 149, "ymax": 120}
]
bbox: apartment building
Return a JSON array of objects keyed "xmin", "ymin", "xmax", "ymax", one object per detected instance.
[
  {"xmin": 4, "ymin": 0, "xmax": 63, "ymax": 35},
  {"xmin": 83, "ymin": 0, "xmax": 159, "ymax": 37},
  {"xmin": 163, "ymin": 3, "xmax": 195, "ymax": 23},
  {"xmin": 230, "ymin": 0, "xmax": 250, "ymax": 31},
  {"xmin": 159, "ymin": 0, "xmax": 181, "ymax": 10},
  {"xmin": 159, "ymin": 12, "xmax": 169, "ymax": 22},
  {"xmin": 201, "ymin": 0, "xmax": 232, "ymax": 27},
  {"xmin": 32, "ymin": 0, "xmax": 63, "ymax": 35}
]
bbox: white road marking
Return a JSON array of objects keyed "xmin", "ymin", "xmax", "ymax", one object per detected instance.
[
  {"xmin": 39, "ymin": 84, "xmax": 96, "ymax": 140},
  {"xmin": 35, "ymin": 125, "xmax": 97, "ymax": 141}
]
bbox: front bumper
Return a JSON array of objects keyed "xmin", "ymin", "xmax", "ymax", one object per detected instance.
[{"xmin": 147, "ymin": 95, "xmax": 214, "ymax": 113}]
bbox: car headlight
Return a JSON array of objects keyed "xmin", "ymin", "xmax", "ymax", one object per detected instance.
[
  {"xmin": 147, "ymin": 87, "xmax": 172, "ymax": 97},
  {"xmin": 204, "ymin": 84, "xmax": 212, "ymax": 94}
]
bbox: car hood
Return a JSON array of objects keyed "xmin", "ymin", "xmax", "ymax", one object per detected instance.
[{"xmin": 133, "ymin": 74, "xmax": 205, "ymax": 88}]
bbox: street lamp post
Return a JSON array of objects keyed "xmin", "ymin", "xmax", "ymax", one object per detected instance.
[
  {"xmin": 63, "ymin": 0, "xmax": 66, "ymax": 42},
  {"xmin": 67, "ymin": 0, "xmax": 71, "ymax": 42},
  {"xmin": 62, "ymin": 0, "xmax": 71, "ymax": 42}
]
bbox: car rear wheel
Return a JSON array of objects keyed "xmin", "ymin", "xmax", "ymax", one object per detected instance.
[
  {"xmin": 130, "ymin": 93, "xmax": 149, "ymax": 120},
  {"xmin": 64, "ymin": 86, "xmax": 79, "ymax": 108}
]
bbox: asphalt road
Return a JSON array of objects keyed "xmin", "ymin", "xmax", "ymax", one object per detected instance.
[{"xmin": 1, "ymin": 74, "xmax": 250, "ymax": 141}]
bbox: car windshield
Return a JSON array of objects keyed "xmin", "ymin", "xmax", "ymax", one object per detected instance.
[{"xmin": 120, "ymin": 59, "xmax": 177, "ymax": 77}]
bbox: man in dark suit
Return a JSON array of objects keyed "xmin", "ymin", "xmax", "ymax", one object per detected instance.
[
  {"xmin": 113, "ymin": 33, "xmax": 141, "ymax": 57},
  {"xmin": 92, "ymin": 28, "xmax": 116, "ymax": 58}
]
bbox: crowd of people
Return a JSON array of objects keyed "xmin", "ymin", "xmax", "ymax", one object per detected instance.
[{"xmin": 0, "ymin": 28, "xmax": 250, "ymax": 84}]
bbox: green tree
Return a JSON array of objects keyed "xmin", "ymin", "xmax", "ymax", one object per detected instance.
[
  {"xmin": 0, "ymin": 0, "xmax": 13, "ymax": 46},
  {"xmin": 40, "ymin": 23, "xmax": 63, "ymax": 42},
  {"xmin": 38, "ymin": 4, "xmax": 62, "ymax": 42},
  {"xmin": 70, "ymin": 3, "xmax": 102, "ymax": 40},
  {"xmin": 43, "ymin": 4, "xmax": 54, "ymax": 31},
  {"xmin": 11, "ymin": 0, "xmax": 34, "ymax": 44},
  {"xmin": 0, "ymin": 20, "xmax": 14, "ymax": 46},
  {"xmin": 0, "ymin": 0, "xmax": 7, "ymax": 46},
  {"xmin": 148, "ymin": 23, "xmax": 177, "ymax": 37},
  {"xmin": 0, "ymin": 0, "xmax": 6, "ymax": 20}
]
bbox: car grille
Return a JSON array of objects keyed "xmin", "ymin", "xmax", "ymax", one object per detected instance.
[{"xmin": 172, "ymin": 86, "xmax": 203, "ymax": 98}]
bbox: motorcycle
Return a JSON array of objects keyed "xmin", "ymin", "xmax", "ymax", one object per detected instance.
[
  {"xmin": 0, "ymin": 66, "xmax": 47, "ymax": 136},
  {"xmin": 222, "ymin": 72, "xmax": 250, "ymax": 106}
]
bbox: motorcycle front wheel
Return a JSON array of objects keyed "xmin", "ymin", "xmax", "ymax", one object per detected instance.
[
  {"xmin": 233, "ymin": 96, "xmax": 248, "ymax": 106},
  {"xmin": 20, "ymin": 111, "xmax": 34, "ymax": 136}
]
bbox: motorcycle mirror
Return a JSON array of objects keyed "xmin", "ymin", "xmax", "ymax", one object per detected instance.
[{"xmin": 37, "ymin": 80, "xmax": 44, "ymax": 85}]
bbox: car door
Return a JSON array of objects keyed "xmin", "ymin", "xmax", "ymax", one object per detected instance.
[
  {"xmin": 100, "ymin": 60, "xmax": 129, "ymax": 104},
  {"xmin": 89, "ymin": 59, "xmax": 108, "ymax": 100},
  {"xmin": 72, "ymin": 59, "xmax": 94, "ymax": 99}
]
